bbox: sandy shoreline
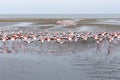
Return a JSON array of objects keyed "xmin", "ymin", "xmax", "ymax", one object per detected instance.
[{"xmin": 0, "ymin": 18, "xmax": 120, "ymax": 32}]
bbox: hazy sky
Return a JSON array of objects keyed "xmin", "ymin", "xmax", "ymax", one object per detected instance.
[{"xmin": 0, "ymin": 0, "xmax": 119, "ymax": 14}]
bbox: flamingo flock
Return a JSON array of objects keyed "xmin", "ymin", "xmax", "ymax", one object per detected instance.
[
  {"xmin": 0, "ymin": 30, "xmax": 120, "ymax": 54},
  {"xmin": 57, "ymin": 20, "xmax": 76, "ymax": 26},
  {"xmin": 0, "ymin": 31, "xmax": 120, "ymax": 44}
]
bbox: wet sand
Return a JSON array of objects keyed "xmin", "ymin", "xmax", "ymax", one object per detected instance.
[
  {"xmin": 0, "ymin": 18, "xmax": 120, "ymax": 80},
  {"xmin": 0, "ymin": 18, "xmax": 120, "ymax": 32}
]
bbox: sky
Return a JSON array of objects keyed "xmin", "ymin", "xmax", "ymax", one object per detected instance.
[{"xmin": 0, "ymin": 0, "xmax": 119, "ymax": 14}]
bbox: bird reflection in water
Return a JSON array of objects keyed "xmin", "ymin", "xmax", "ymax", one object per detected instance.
[{"xmin": 0, "ymin": 31, "xmax": 120, "ymax": 55}]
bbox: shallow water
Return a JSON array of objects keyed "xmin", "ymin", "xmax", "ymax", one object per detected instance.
[
  {"xmin": 0, "ymin": 18, "xmax": 120, "ymax": 80},
  {"xmin": 0, "ymin": 39, "xmax": 120, "ymax": 80}
]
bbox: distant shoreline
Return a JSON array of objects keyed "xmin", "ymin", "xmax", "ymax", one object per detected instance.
[{"xmin": 0, "ymin": 14, "xmax": 120, "ymax": 18}]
